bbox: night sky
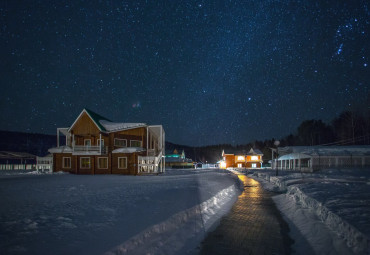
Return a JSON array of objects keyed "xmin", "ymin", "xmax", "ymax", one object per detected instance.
[{"xmin": 0, "ymin": 1, "xmax": 369, "ymax": 146}]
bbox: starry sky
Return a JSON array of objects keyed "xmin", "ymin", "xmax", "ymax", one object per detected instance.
[{"xmin": 0, "ymin": 0, "xmax": 369, "ymax": 146}]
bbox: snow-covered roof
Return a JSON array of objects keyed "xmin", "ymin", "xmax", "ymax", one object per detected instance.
[
  {"xmin": 278, "ymin": 146, "xmax": 370, "ymax": 158},
  {"xmin": 48, "ymin": 146, "xmax": 73, "ymax": 153},
  {"xmin": 100, "ymin": 120, "xmax": 146, "ymax": 132},
  {"xmin": 0, "ymin": 151, "xmax": 36, "ymax": 159},
  {"xmin": 112, "ymin": 147, "xmax": 146, "ymax": 154},
  {"xmin": 68, "ymin": 109, "xmax": 147, "ymax": 133},
  {"xmin": 247, "ymin": 148, "xmax": 263, "ymax": 155},
  {"xmin": 278, "ymin": 153, "xmax": 312, "ymax": 160},
  {"xmin": 223, "ymin": 148, "xmax": 263, "ymax": 156}
]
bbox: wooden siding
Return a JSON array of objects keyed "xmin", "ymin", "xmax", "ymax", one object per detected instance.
[
  {"xmin": 108, "ymin": 127, "xmax": 147, "ymax": 152},
  {"xmin": 52, "ymin": 152, "xmax": 147, "ymax": 175},
  {"xmin": 71, "ymin": 112, "xmax": 100, "ymax": 137},
  {"xmin": 225, "ymin": 155, "xmax": 235, "ymax": 168},
  {"xmin": 246, "ymin": 155, "xmax": 262, "ymax": 162},
  {"xmin": 54, "ymin": 153, "xmax": 74, "ymax": 173},
  {"xmin": 245, "ymin": 162, "xmax": 262, "ymax": 168}
]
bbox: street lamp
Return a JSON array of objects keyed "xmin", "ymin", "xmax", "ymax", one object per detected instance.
[{"xmin": 274, "ymin": 140, "xmax": 280, "ymax": 176}]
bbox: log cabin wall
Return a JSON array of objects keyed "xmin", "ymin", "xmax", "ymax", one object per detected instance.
[
  {"xmin": 70, "ymin": 112, "xmax": 101, "ymax": 145},
  {"xmin": 54, "ymin": 153, "xmax": 73, "ymax": 173},
  {"xmin": 109, "ymin": 127, "xmax": 147, "ymax": 151},
  {"xmin": 224, "ymin": 154, "xmax": 235, "ymax": 168},
  {"xmin": 246, "ymin": 155, "xmax": 261, "ymax": 162}
]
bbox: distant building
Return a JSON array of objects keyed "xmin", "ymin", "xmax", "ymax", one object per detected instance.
[
  {"xmin": 165, "ymin": 149, "xmax": 193, "ymax": 168},
  {"xmin": 48, "ymin": 108, "xmax": 165, "ymax": 175},
  {"xmin": 0, "ymin": 151, "xmax": 37, "ymax": 170},
  {"xmin": 220, "ymin": 148, "xmax": 263, "ymax": 169},
  {"xmin": 274, "ymin": 146, "xmax": 370, "ymax": 172}
]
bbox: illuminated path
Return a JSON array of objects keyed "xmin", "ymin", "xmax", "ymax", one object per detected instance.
[{"xmin": 200, "ymin": 174, "xmax": 293, "ymax": 255}]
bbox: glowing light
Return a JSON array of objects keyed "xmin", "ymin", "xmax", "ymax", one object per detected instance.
[
  {"xmin": 251, "ymin": 156, "xmax": 258, "ymax": 161},
  {"xmin": 220, "ymin": 161, "xmax": 226, "ymax": 168},
  {"xmin": 237, "ymin": 156, "xmax": 245, "ymax": 161}
]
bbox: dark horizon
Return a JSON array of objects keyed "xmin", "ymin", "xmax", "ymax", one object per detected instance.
[{"xmin": 1, "ymin": 1, "xmax": 369, "ymax": 146}]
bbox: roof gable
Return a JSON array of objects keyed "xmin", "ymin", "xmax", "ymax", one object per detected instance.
[{"xmin": 68, "ymin": 108, "xmax": 111, "ymax": 132}]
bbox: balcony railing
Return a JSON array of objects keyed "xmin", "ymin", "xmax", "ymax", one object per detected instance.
[
  {"xmin": 73, "ymin": 145, "xmax": 108, "ymax": 154},
  {"xmin": 138, "ymin": 151, "xmax": 163, "ymax": 173}
]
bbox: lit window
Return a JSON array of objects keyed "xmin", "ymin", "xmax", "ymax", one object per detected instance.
[
  {"xmin": 118, "ymin": 157, "xmax": 127, "ymax": 169},
  {"xmin": 237, "ymin": 156, "xmax": 245, "ymax": 161},
  {"xmin": 251, "ymin": 156, "xmax": 258, "ymax": 161},
  {"xmin": 98, "ymin": 157, "xmax": 108, "ymax": 169},
  {"xmin": 252, "ymin": 163, "xmax": 257, "ymax": 168},
  {"xmin": 80, "ymin": 157, "xmax": 91, "ymax": 169},
  {"xmin": 63, "ymin": 157, "xmax": 71, "ymax": 168},
  {"xmin": 114, "ymin": 138, "xmax": 127, "ymax": 147},
  {"xmin": 130, "ymin": 140, "xmax": 142, "ymax": 147}
]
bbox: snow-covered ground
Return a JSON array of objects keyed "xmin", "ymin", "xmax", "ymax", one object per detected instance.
[
  {"xmin": 247, "ymin": 168, "xmax": 370, "ymax": 255},
  {"xmin": 0, "ymin": 169, "xmax": 241, "ymax": 255}
]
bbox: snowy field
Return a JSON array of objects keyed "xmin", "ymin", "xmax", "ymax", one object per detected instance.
[
  {"xmin": 248, "ymin": 168, "xmax": 370, "ymax": 254},
  {"xmin": 0, "ymin": 169, "xmax": 241, "ymax": 255}
]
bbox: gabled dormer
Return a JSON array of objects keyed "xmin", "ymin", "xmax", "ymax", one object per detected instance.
[{"xmin": 69, "ymin": 108, "xmax": 111, "ymax": 135}]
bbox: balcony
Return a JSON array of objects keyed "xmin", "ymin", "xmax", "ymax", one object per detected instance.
[{"xmin": 73, "ymin": 145, "xmax": 108, "ymax": 155}]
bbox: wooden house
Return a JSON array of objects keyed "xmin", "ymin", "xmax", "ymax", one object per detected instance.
[
  {"xmin": 165, "ymin": 149, "xmax": 193, "ymax": 168},
  {"xmin": 220, "ymin": 148, "xmax": 263, "ymax": 169},
  {"xmin": 48, "ymin": 109, "xmax": 165, "ymax": 175}
]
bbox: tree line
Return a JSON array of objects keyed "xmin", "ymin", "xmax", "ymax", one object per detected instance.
[{"xmin": 172, "ymin": 107, "xmax": 370, "ymax": 164}]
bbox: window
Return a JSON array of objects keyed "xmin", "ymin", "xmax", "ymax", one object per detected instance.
[
  {"xmin": 118, "ymin": 157, "xmax": 127, "ymax": 169},
  {"xmin": 63, "ymin": 157, "xmax": 71, "ymax": 168},
  {"xmin": 97, "ymin": 139, "xmax": 104, "ymax": 147},
  {"xmin": 114, "ymin": 138, "xmax": 127, "ymax": 147},
  {"xmin": 84, "ymin": 139, "xmax": 91, "ymax": 146},
  {"xmin": 130, "ymin": 140, "xmax": 142, "ymax": 147},
  {"xmin": 80, "ymin": 157, "xmax": 91, "ymax": 169},
  {"xmin": 252, "ymin": 163, "xmax": 257, "ymax": 168},
  {"xmin": 237, "ymin": 163, "xmax": 242, "ymax": 168},
  {"xmin": 251, "ymin": 156, "xmax": 259, "ymax": 161},
  {"xmin": 237, "ymin": 156, "xmax": 245, "ymax": 161},
  {"xmin": 98, "ymin": 157, "xmax": 108, "ymax": 169}
]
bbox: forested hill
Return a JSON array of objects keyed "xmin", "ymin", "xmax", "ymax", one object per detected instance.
[{"xmin": 0, "ymin": 131, "xmax": 57, "ymax": 156}]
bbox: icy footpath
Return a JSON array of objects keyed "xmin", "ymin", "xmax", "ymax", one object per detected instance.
[{"xmin": 248, "ymin": 169, "xmax": 370, "ymax": 254}]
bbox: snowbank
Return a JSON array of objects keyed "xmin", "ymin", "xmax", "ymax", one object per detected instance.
[
  {"xmin": 105, "ymin": 184, "xmax": 238, "ymax": 255},
  {"xmin": 249, "ymin": 168, "xmax": 370, "ymax": 254}
]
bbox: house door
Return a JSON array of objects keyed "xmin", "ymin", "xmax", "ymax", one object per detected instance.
[{"xmin": 237, "ymin": 163, "xmax": 242, "ymax": 168}]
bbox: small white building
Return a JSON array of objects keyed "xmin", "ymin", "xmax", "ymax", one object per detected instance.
[
  {"xmin": 274, "ymin": 146, "xmax": 370, "ymax": 172},
  {"xmin": 36, "ymin": 154, "xmax": 53, "ymax": 172}
]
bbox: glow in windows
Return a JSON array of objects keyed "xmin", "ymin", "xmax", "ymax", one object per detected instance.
[{"xmin": 251, "ymin": 156, "xmax": 259, "ymax": 161}]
